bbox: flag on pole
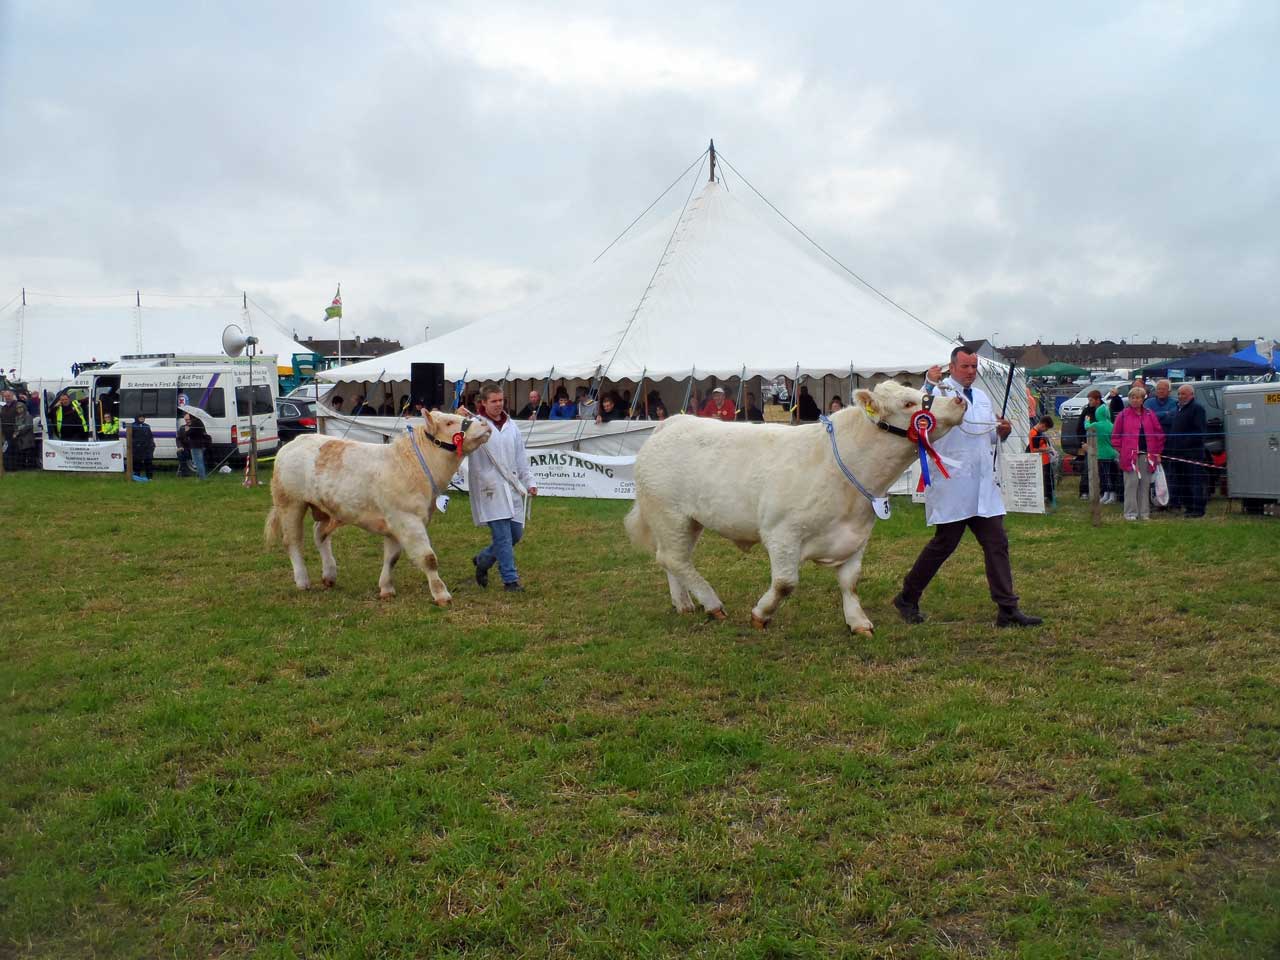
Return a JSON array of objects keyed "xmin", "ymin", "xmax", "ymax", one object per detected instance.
[{"xmin": 324, "ymin": 286, "xmax": 342, "ymax": 321}]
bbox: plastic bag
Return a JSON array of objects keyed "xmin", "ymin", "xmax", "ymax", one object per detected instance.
[{"xmin": 1152, "ymin": 462, "xmax": 1169, "ymax": 506}]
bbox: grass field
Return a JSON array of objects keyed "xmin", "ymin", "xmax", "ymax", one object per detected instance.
[{"xmin": 2, "ymin": 468, "xmax": 1278, "ymax": 958}]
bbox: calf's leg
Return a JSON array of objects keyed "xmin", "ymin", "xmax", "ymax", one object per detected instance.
[
  {"xmin": 752, "ymin": 536, "xmax": 802, "ymax": 628},
  {"xmin": 280, "ymin": 499, "xmax": 311, "ymax": 590},
  {"xmin": 311, "ymin": 506, "xmax": 340, "ymax": 587},
  {"xmin": 666, "ymin": 572, "xmax": 695, "ymax": 614},
  {"xmin": 387, "ymin": 513, "xmax": 452, "ymax": 606},
  {"xmin": 378, "ymin": 536, "xmax": 403, "ymax": 599},
  {"xmin": 836, "ymin": 544, "xmax": 874, "ymax": 635},
  {"xmin": 653, "ymin": 517, "xmax": 724, "ymax": 617}
]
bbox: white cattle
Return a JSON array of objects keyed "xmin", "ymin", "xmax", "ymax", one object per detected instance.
[
  {"xmin": 265, "ymin": 412, "xmax": 491, "ymax": 604},
  {"xmin": 625, "ymin": 381, "xmax": 967, "ymax": 634}
]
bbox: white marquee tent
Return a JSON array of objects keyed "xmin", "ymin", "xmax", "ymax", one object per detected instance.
[
  {"xmin": 1, "ymin": 293, "xmax": 310, "ymax": 382},
  {"xmin": 320, "ymin": 173, "xmax": 966, "ymax": 387}
]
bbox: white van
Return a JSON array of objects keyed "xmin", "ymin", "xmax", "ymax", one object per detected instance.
[{"xmin": 63, "ymin": 353, "xmax": 279, "ymax": 462}]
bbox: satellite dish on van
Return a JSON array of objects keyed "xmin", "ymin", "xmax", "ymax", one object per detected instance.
[{"xmin": 221, "ymin": 323, "xmax": 259, "ymax": 358}]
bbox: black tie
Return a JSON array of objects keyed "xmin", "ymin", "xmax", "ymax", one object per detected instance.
[{"xmin": 963, "ymin": 387, "xmax": 974, "ymax": 403}]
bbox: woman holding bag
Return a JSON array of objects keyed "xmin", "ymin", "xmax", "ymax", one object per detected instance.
[{"xmin": 1112, "ymin": 387, "xmax": 1164, "ymax": 521}]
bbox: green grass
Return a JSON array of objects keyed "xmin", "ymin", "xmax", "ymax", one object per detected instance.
[{"xmin": 2, "ymin": 468, "xmax": 1277, "ymax": 958}]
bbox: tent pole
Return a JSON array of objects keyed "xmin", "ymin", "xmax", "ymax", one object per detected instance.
[
  {"xmin": 734, "ymin": 365, "xmax": 746, "ymax": 419},
  {"xmin": 536, "ymin": 367, "xmax": 554, "ymax": 421},
  {"xmin": 791, "ymin": 363, "xmax": 800, "ymax": 425},
  {"xmin": 629, "ymin": 367, "xmax": 646, "ymax": 419},
  {"xmin": 681, "ymin": 368, "xmax": 695, "ymax": 416}
]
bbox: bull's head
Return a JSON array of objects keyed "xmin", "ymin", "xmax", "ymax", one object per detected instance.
[
  {"xmin": 853, "ymin": 380, "xmax": 967, "ymax": 440},
  {"xmin": 420, "ymin": 410, "xmax": 492, "ymax": 456}
]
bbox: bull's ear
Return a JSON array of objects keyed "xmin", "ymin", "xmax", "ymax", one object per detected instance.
[
  {"xmin": 854, "ymin": 389, "xmax": 878, "ymax": 417},
  {"xmin": 422, "ymin": 410, "xmax": 435, "ymax": 429}
]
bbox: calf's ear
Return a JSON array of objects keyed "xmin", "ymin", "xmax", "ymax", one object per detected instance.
[{"xmin": 854, "ymin": 389, "xmax": 878, "ymax": 417}]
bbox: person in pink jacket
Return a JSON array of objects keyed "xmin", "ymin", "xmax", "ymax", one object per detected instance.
[{"xmin": 1111, "ymin": 386, "xmax": 1165, "ymax": 521}]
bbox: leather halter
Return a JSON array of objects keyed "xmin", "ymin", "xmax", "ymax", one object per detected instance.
[
  {"xmin": 405, "ymin": 416, "xmax": 474, "ymax": 501},
  {"xmin": 423, "ymin": 415, "xmax": 475, "ymax": 454},
  {"xmin": 873, "ymin": 391, "xmax": 933, "ymax": 441}
]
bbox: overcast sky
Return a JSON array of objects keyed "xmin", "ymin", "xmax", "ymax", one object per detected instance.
[{"xmin": 2, "ymin": 0, "xmax": 1276, "ymax": 351}]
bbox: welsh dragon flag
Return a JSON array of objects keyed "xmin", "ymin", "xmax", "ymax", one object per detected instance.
[{"xmin": 324, "ymin": 286, "xmax": 342, "ymax": 320}]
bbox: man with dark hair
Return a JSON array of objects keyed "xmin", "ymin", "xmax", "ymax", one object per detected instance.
[
  {"xmin": 49, "ymin": 393, "xmax": 89, "ymax": 441},
  {"xmin": 131, "ymin": 415, "xmax": 156, "ymax": 481},
  {"xmin": 468, "ymin": 384, "xmax": 538, "ymax": 592},
  {"xmin": 795, "ymin": 384, "xmax": 820, "ymax": 422},
  {"xmin": 1076, "ymin": 389, "xmax": 1103, "ymax": 499},
  {"xmin": 894, "ymin": 346, "xmax": 1043, "ymax": 628}
]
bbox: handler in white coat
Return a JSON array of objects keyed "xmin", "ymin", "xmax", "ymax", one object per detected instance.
[
  {"xmin": 468, "ymin": 384, "xmax": 538, "ymax": 592},
  {"xmin": 893, "ymin": 346, "xmax": 1043, "ymax": 628}
]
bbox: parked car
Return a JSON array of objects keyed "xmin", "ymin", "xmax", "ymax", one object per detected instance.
[
  {"xmin": 285, "ymin": 383, "xmax": 329, "ymax": 402},
  {"xmin": 1059, "ymin": 381, "xmax": 1126, "ymax": 454},
  {"xmin": 275, "ymin": 398, "xmax": 317, "ymax": 444},
  {"xmin": 1062, "ymin": 380, "xmax": 1230, "ymax": 458}
]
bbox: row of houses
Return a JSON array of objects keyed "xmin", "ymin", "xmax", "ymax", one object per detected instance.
[{"xmin": 960, "ymin": 336, "xmax": 1268, "ymax": 371}]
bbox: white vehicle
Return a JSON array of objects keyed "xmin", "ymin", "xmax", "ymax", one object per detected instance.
[
  {"xmin": 60, "ymin": 353, "xmax": 279, "ymax": 462},
  {"xmin": 284, "ymin": 382, "xmax": 330, "ymax": 402}
]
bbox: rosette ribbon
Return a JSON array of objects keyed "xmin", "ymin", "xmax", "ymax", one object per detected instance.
[{"xmin": 909, "ymin": 410, "xmax": 950, "ymax": 491}]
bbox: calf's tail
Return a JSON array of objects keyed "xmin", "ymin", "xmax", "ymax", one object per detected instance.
[
  {"xmin": 264, "ymin": 505, "xmax": 283, "ymax": 546},
  {"xmin": 624, "ymin": 499, "xmax": 655, "ymax": 555}
]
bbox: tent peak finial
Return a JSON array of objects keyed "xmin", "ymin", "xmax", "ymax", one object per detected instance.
[{"xmin": 709, "ymin": 139, "xmax": 716, "ymax": 183}]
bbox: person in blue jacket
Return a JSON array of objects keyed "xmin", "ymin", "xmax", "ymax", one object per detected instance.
[
  {"xmin": 547, "ymin": 388, "xmax": 577, "ymax": 420},
  {"xmin": 1144, "ymin": 378, "xmax": 1177, "ymax": 432}
]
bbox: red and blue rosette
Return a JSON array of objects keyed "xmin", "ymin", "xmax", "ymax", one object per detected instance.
[{"xmin": 908, "ymin": 410, "xmax": 950, "ymax": 490}]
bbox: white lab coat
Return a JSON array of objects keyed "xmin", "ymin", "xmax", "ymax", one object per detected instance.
[
  {"xmin": 468, "ymin": 415, "xmax": 535, "ymax": 525},
  {"xmin": 923, "ymin": 377, "xmax": 1007, "ymax": 526}
]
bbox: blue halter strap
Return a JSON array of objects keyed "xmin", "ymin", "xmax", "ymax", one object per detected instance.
[
  {"xmin": 405, "ymin": 425, "xmax": 444, "ymax": 500},
  {"xmin": 819, "ymin": 414, "xmax": 883, "ymax": 511}
]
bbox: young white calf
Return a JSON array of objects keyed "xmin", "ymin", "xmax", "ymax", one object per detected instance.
[
  {"xmin": 265, "ymin": 412, "xmax": 491, "ymax": 604},
  {"xmin": 625, "ymin": 381, "xmax": 967, "ymax": 634}
]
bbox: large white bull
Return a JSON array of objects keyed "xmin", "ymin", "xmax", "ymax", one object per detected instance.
[
  {"xmin": 265, "ymin": 412, "xmax": 491, "ymax": 604},
  {"xmin": 625, "ymin": 381, "xmax": 967, "ymax": 634}
]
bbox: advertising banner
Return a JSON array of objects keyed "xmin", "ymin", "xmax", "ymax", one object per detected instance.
[
  {"xmin": 43, "ymin": 439, "xmax": 127, "ymax": 472},
  {"xmin": 525, "ymin": 449, "xmax": 636, "ymax": 499},
  {"xmin": 449, "ymin": 448, "xmax": 637, "ymax": 499}
]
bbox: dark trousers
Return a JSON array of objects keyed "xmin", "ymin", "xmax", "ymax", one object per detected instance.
[
  {"xmin": 902, "ymin": 514, "xmax": 1019, "ymax": 611},
  {"xmin": 1099, "ymin": 459, "xmax": 1120, "ymax": 497},
  {"xmin": 1041, "ymin": 462, "xmax": 1054, "ymax": 503},
  {"xmin": 1168, "ymin": 458, "xmax": 1206, "ymax": 515},
  {"xmin": 134, "ymin": 454, "xmax": 153, "ymax": 478}
]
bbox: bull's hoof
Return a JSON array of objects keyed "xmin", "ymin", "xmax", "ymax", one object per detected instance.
[
  {"xmin": 751, "ymin": 613, "xmax": 768, "ymax": 630},
  {"xmin": 708, "ymin": 608, "xmax": 727, "ymax": 621},
  {"xmin": 295, "ymin": 582, "xmax": 311, "ymax": 591},
  {"xmin": 378, "ymin": 589, "xmax": 396, "ymax": 600},
  {"xmin": 434, "ymin": 596, "xmax": 452, "ymax": 608},
  {"xmin": 322, "ymin": 577, "xmax": 336, "ymax": 589},
  {"xmin": 852, "ymin": 626, "xmax": 874, "ymax": 637}
]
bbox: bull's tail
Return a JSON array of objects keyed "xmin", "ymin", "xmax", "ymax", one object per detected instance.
[
  {"xmin": 624, "ymin": 499, "xmax": 655, "ymax": 555},
  {"xmin": 264, "ymin": 504, "xmax": 283, "ymax": 546}
]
